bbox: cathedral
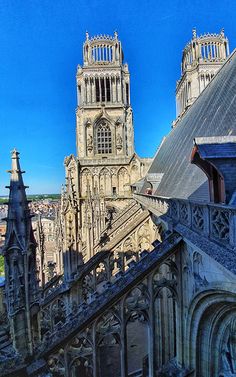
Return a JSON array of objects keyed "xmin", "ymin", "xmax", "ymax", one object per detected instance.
[{"xmin": 1, "ymin": 28, "xmax": 236, "ymax": 377}]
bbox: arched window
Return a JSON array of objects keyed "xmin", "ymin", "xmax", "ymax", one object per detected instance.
[{"xmin": 96, "ymin": 121, "xmax": 112, "ymax": 154}]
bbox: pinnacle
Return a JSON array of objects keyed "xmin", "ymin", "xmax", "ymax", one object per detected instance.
[
  {"xmin": 9, "ymin": 148, "xmax": 25, "ymax": 182},
  {"xmin": 3, "ymin": 150, "xmax": 35, "ymax": 251}
]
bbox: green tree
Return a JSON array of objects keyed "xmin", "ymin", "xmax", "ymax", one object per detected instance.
[{"xmin": 0, "ymin": 256, "xmax": 4, "ymax": 276}]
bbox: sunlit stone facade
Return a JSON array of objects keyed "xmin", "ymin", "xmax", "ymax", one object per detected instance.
[
  {"xmin": 62, "ymin": 32, "xmax": 152, "ymax": 267},
  {"xmin": 1, "ymin": 30, "xmax": 236, "ymax": 377},
  {"xmin": 175, "ymin": 28, "xmax": 230, "ymax": 121}
]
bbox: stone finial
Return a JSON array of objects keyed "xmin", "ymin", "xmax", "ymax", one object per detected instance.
[
  {"xmin": 114, "ymin": 30, "xmax": 118, "ymax": 39},
  {"xmin": 11, "ymin": 147, "xmax": 19, "ymax": 158},
  {"xmin": 86, "ymin": 31, "xmax": 89, "ymax": 41},
  {"xmin": 220, "ymin": 28, "xmax": 225, "ymax": 37},
  {"xmin": 9, "ymin": 148, "xmax": 25, "ymax": 183},
  {"xmin": 192, "ymin": 27, "xmax": 197, "ymax": 39}
]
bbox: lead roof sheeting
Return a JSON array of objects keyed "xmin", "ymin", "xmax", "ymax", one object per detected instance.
[{"xmin": 144, "ymin": 51, "xmax": 236, "ymax": 201}]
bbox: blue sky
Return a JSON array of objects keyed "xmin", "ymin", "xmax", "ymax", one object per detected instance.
[{"xmin": 0, "ymin": 0, "xmax": 236, "ymax": 194}]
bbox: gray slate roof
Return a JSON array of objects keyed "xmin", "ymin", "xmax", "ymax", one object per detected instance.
[{"xmin": 145, "ymin": 50, "xmax": 236, "ymax": 201}]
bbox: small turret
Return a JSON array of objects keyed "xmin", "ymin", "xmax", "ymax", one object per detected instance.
[
  {"xmin": 181, "ymin": 28, "xmax": 229, "ymax": 75},
  {"xmin": 2, "ymin": 150, "xmax": 39, "ymax": 356}
]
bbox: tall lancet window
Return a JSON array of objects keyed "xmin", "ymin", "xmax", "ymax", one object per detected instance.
[{"xmin": 96, "ymin": 121, "xmax": 112, "ymax": 154}]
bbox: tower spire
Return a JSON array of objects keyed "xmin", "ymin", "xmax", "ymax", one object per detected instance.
[{"xmin": 3, "ymin": 150, "xmax": 39, "ymax": 356}]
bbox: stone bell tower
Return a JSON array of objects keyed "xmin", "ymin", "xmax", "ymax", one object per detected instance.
[
  {"xmin": 76, "ymin": 31, "xmax": 134, "ymax": 162},
  {"xmin": 62, "ymin": 32, "xmax": 151, "ymax": 262},
  {"xmin": 175, "ymin": 28, "xmax": 230, "ymax": 120}
]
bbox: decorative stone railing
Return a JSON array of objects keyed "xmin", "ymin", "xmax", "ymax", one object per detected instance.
[
  {"xmin": 36, "ymin": 233, "xmax": 181, "ymax": 359},
  {"xmin": 134, "ymin": 193, "xmax": 236, "ymax": 249},
  {"xmin": 0, "ymin": 231, "xmax": 186, "ymax": 376},
  {"xmin": 0, "ymin": 353, "xmax": 24, "ymax": 377},
  {"xmin": 40, "ymin": 242, "xmax": 155, "ymax": 344},
  {"xmin": 41, "ymin": 250, "xmax": 110, "ymax": 306},
  {"xmin": 43, "ymin": 275, "xmax": 64, "ymax": 299},
  {"xmin": 81, "ymin": 201, "xmax": 142, "ymax": 256}
]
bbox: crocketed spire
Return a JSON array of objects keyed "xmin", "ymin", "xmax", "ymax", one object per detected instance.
[
  {"xmin": 3, "ymin": 149, "xmax": 36, "ymax": 252},
  {"xmin": 2, "ymin": 150, "xmax": 39, "ymax": 356}
]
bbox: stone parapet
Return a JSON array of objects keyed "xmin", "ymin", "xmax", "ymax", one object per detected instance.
[{"xmin": 134, "ymin": 193, "xmax": 236, "ymax": 249}]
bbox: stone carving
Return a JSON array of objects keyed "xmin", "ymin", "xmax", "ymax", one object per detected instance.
[
  {"xmin": 110, "ymin": 167, "xmax": 117, "ymax": 175},
  {"xmin": 192, "ymin": 205, "xmax": 204, "ymax": 231},
  {"xmin": 47, "ymin": 353, "xmax": 65, "ymax": 376},
  {"xmin": 125, "ymin": 286, "xmax": 149, "ymax": 314},
  {"xmin": 180, "ymin": 202, "xmax": 189, "ymax": 225},
  {"xmin": 171, "ymin": 200, "xmax": 178, "ymax": 219},
  {"xmin": 87, "ymin": 135, "xmax": 93, "ymax": 151},
  {"xmin": 116, "ymin": 134, "xmax": 123, "ymax": 150},
  {"xmin": 126, "ymin": 107, "xmax": 132, "ymax": 126},
  {"xmin": 92, "ymin": 167, "xmax": 99, "ymax": 175},
  {"xmin": 97, "ymin": 312, "xmax": 120, "ymax": 336},
  {"xmin": 69, "ymin": 332, "xmax": 93, "ymax": 357},
  {"xmin": 211, "ymin": 208, "xmax": 230, "ymax": 242},
  {"xmin": 115, "ymin": 118, "xmax": 122, "ymax": 127}
]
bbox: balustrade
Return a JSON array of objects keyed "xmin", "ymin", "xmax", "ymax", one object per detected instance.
[
  {"xmin": 35, "ymin": 233, "xmax": 181, "ymax": 367},
  {"xmin": 40, "ymin": 245, "xmax": 147, "ymax": 340},
  {"xmin": 134, "ymin": 193, "xmax": 236, "ymax": 248}
]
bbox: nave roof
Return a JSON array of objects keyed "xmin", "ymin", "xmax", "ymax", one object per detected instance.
[{"xmin": 144, "ymin": 50, "xmax": 236, "ymax": 201}]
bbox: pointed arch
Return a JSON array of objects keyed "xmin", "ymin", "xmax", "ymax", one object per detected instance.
[
  {"xmin": 118, "ymin": 167, "xmax": 130, "ymax": 195},
  {"xmin": 186, "ymin": 288, "xmax": 236, "ymax": 376},
  {"xmin": 99, "ymin": 167, "xmax": 111, "ymax": 195},
  {"xmin": 95, "ymin": 120, "xmax": 112, "ymax": 155},
  {"xmin": 81, "ymin": 168, "xmax": 92, "ymax": 197},
  {"xmin": 96, "ymin": 311, "xmax": 121, "ymax": 377},
  {"xmin": 124, "ymin": 286, "xmax": 150, "ymax": 376},
  {"xmin": 154, "ymin": 286, "xmax": 177, "ymax": 368}
]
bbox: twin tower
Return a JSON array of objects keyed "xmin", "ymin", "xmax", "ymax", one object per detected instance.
[
  {"xmin": 63, "ymin": 29, "xmax": 230, "ymax": 268},
  {"xmin": 175, "ymin": 28, "xmax": 229, "ymax": 120}
]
